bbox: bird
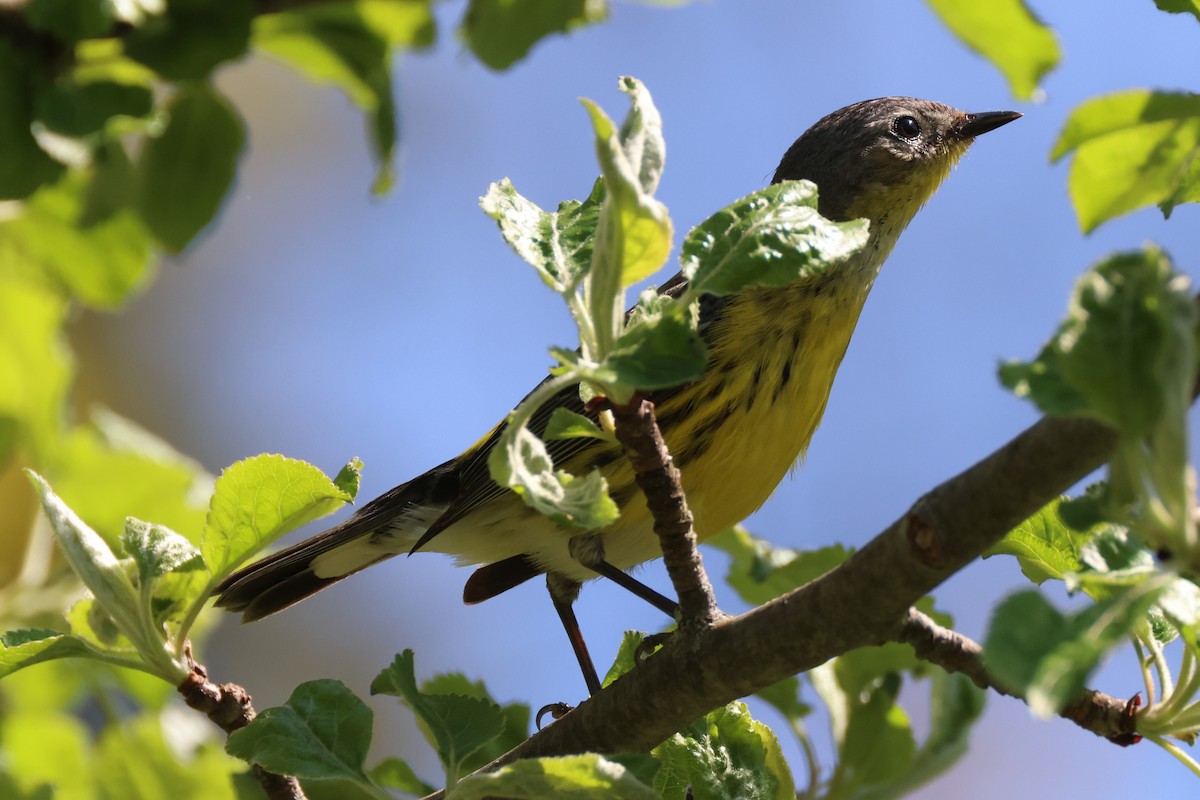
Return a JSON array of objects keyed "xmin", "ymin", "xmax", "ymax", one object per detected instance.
[{"xmin": 214, "ymin": 97, "xmax": 1020, "ymax": 694}]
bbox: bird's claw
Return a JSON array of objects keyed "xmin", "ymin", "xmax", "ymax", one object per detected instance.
[{"xmin": 535, "ymin": 701, "xmax": 574, "ymax": 730}]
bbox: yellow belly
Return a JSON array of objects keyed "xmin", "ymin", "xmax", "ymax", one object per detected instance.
[{"xmin": 431, "ymin": 273, "xmax": 874, "ymax": 582}]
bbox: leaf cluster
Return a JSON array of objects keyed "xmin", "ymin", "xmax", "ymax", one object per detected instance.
[{"xmin": 482, "ymin": 77, "xmax": 867, "ymax": 531}]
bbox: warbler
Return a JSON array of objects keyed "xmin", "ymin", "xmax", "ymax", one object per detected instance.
[{"xmin": 215, "ymin": 97, "xmax": 1019, "ymax": 692}]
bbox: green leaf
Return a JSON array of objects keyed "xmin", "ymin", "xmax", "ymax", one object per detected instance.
[
  {"xmin": 81, "ymin": 138, "xmax": 138, "ymax": 226},
  {"xmin": 602, "ymin": 630, "xmax": 648, "ymax": 687},
  {"xmin": 488, "ymin": 424, "xmax": 619, "ymax": 531},
  {"xmin": 709, "ymin": 526, "xmax": 852, "ymax": 606},
  {"xmin": 544, "ymin": 408, "xmax": 613, "ymax": 443},
  {"xmin": 417, "ymin": 671, "xmax": 530, "ymax": 774},
  {"xmin": 452, "ymin": 753, "xmax": 659, "ymax": 800},
  {"xmin": 999, "ymin": 246, "xmax": 1196, "ymax": 436},
  {"xmin": 1155, "ymin": 0, "xmax": 1200, "ymax": 22},
  {"xmin": 49, "ymin": 415, "xmax": 211, "ymax": 549},
  {"xmin": 680, "ymin": 181, "xmax": 870, "ymax": 298},
  {"xmin": 924, "ymin": 0, "xmax": 1059, "ymax": 101},
  {"xmin": 985, "ymin": 497, "xmax": 1089, "ymax": 584},
  {"xmin": 125, "ymin": 0, "xmax": 253, "ymax": 81},
  {"xmin": 0, "ymin": 41, "xmax": 65, "ymax": 199},
  {"xmin": 0, "ymin": 173, "xmax": 153, "ymax": 309},
  {"xmin": 984, "ymin": 584, "xmax": 1165, "ymax": 717},
  {"xmin": 480, "ymin": 177, "xmax": 603, "ymax": 294},
  {"xmin": 369, "ymin": 757, "xmax": 436, "ymax": 796},
  {"xmin": 96, "ymin": 713, "xmax": 242, "ymax": 800},
  {"xmin": 23, "ymin": 0, "xmax": 116, "ymax": 42},
  {"xmin": 582, "ymin": 83, "xmax": 673, "ymax": 288},
  {"xmin": 847, "ymin": 671, "xmax": 985, "ymax": 800},
  {"xmin": 1050, "ymin": 90, "xmax": 1200, "ymax": 231},
  {"xmin": 370, "ymin": 650, "xmax": 507, "ymax": 784},
  {"xmin": 201, "ymin": 454, "xmax": 354, "ymax": 580},
  {"xmin": 225, "ymin": 679, "xmax": 374, "ymax": 783},
  {"xmin": 599, "ymin": 309, "xmax": 706, "ymax": 391},
  {"xmin": 653, "ymin": 701, "xmax": 794, "ymax": 800},
  {"xmin": 121, "ymin": 518, "xmax": 204, "ymax": 585},
  {"xmin": 34, "ymin": 80, "xmax": 153, "ymax": 138},
  {"xmin": 0, "ymin": 710, "xmax": 91, "ymax": 800},
  {"xmin": 136, "ymin": 84, "xmax": 245, "ymax": 252},
  {"xmin": 333, "ymin": 457, "xmax": 364, "ymax": 500},
  {"xmin": 0, "ymin": 629, "xmax": 107, "ymax": 678},
  {"xmin": 838, "ymin": 679, "xmax": 917, "ymax": 790},
  {"xmin": 253, "ymin": 1, "xmax": 433, "ymax": 195},
  {"xmin": 462, "ymin": 0, "xmax": 607, "ymax": 70},
  {"xmin": 0, "ymin": 280, "xmax": 70, "ymax": 460},
  {"xmin": 755, "ymin": 681, "xmax": 811, "ymax": 733}
]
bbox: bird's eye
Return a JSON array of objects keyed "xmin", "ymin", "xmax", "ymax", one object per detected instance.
[{"xmin": 893, "ymin": 115, "xmax": 921, "ymax": 140}]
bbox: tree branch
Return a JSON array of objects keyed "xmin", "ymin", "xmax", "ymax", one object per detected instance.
[
  {"xmin": 177, "ymin": 658, "xmax": 306, "ymax": 800},
  {"xmin": 453, "ymin": 411, "xmax": 1122, "ymax": 771},
  {"xmin": 894, "ymin": 607, "xmax": 1139, "ymax": 742},
  {"xmin": 609, "ymin": 398, "xmax": 721, "ymax": 630}
]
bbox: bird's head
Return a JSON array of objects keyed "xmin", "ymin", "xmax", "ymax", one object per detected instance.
[{"xmin": 773, "ymin": 97, "xmax": 1020, "ymax": 237}]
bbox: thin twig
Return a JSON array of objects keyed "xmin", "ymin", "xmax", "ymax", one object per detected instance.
[
  {"xmin": 447, "ymin": 410, "xmax": 1126, "ymax": 773},
  {"xmin": 177, "ymin": 658, "xmax": 306, "ymax": 800},
  {"xmin": 894, "ymin": 607, "xmax": 1139, "ymax": 741},
  {"xmin": 609, "ymin": 397, "xmax": 722, "ymax": 630}
]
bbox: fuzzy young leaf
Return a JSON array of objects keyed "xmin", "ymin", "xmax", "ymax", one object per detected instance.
[
  {"xmin": 25, "ymin": 473, "xmax": 145, "ymax": 651},
  {"xmin": 681, "ymin": 181, "xmax": 870, "ymax": 298},
  {"xmin": 225, "ymin": 679, "xmax": 374, "ymax": 783},
  {"xmin": 488, "ymin": 425, "xmax": 619, "ymax": 531},
  {"xmin": 462, "ymin": 0, "xmax": 607, "ymax": 70},
  {"xmin": 0, "ymin": 629, "xmax": 107, "ymax": 678},
  {"xmin": 985, "ymin": 498, "xmax": 1090, "ymax": 584},
  {"xmin": 583, "ymin": 81, "xmax": 673, "ymax": 289},
  {"xmin": 599, "ymin": 309, "xmax": 706, "ymax": 392},
  {"xmin": 453, "ymin": 754, "xmax": 658, "ymax": 800},
  {"xmin": 1051, "ymin": 90, "xmax": 1200, "ymax": 231},
  {"xmin": 370, "ymin": 650, "xmax": 506, "ymax": 784},
  {"xmin": 121, "ymin": 518, "xmax": 204, "ymax": 585},
  {"xmin": 201, "ymin": 454, "xmax": 355, "ymax": 580},
  {"xmin": 136, "ymin": 85, "xmax": 245, "ymax": 252},
  {"xmin": 984, "ymin": 584, "xmax": 1165, "ymax": 717},
  {"xmin": 481, "ymin": 178, "xmax": 603, "ymax": 293},
  {"xmin": 653, "ymin": 701, "xmax": 794, "ymax": 800},
  {"xmin": 925, "ymin": 0, "xmax": 1059, "ymax": 101}
]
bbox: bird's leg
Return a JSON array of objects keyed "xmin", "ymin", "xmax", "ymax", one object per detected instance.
[
  {"xmin": 568, "ymin": 533, "xmax": 679, "ymax": 618},
  {"xmin": 546, "ymin": 572, "xmax": 602, "ymax": 697}
]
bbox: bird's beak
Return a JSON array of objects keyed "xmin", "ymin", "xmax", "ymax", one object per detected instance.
[{"xmin": 954, "ymin": 110, "xmax": 1022, "ymax": 139}]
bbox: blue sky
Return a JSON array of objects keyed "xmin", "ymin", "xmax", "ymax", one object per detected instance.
[{"xmin": 78, "ymin": 1, "xmax": 1200, "ymax": 796}]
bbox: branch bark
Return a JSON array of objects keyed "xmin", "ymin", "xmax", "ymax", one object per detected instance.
[
  {"xmin": 178, "ymin": 660, "xmax": 306, "ymax": 800},
  {"xmin": 458, "ymin": 411, "xmax": 1121, "ymax": 769},
  {"xmin": 895, "ymin": 608, "xmax": 1139, "ymax": 742},
  {"xmin": 609, "ymin": 398, "xmax": 721, "ymax": 630}
]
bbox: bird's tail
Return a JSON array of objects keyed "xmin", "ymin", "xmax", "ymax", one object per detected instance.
[{"xmin": 213, "ymin": 471, "xmax": 449, "ymax": 621}]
